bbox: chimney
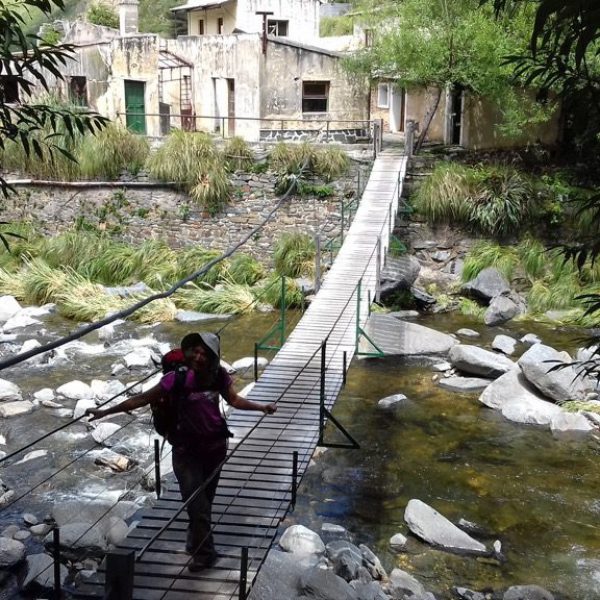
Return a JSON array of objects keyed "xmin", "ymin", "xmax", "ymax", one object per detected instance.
[{"xmin": 119, "ymin": 0, "xmax": 139, "ymax": 36}]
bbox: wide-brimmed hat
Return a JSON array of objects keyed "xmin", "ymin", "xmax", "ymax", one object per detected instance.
[{"xmin": 180, "ymin": 332, "xmax": 220, "ymax": 359}]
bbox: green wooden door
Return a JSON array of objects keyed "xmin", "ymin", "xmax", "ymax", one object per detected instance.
[{"xmin": 124, "ymin": 80, "xmax": 146, "ymax": 134}]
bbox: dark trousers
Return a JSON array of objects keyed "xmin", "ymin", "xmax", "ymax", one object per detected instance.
[{"xmin": 172, "ymin": 443, "xmax": 227, "ymax": 559}]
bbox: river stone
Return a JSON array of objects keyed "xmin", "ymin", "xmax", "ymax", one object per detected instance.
[
  {"xmin": 34, "ymin": 388, "xmax": 55, "ymax": 403},
  {"xmin": 124, "ymin": 347, "xmax": 156, "ymax": 368},
  {"xmin": 378, "ymin": 394, "xmax": 408, "ymax": 409},
  {"xmin": 360, "ymin": 314, "xmax": 457, "ymax": 356},
  {"xmin": 518, "ymin": 344, "xmax": 588, "ymax": 403},
  {"xmin": 379, "ymin": 255, "xmax": 421, "ymax": 301},
  {"xmin": 23, "ymin": 552, "xmax": 69, "ymax": 590},
  {"xmin": 51, "ymin": 500, "xmax": 138, "ymax": 528},
  {"xmin": 0, "ymin": 536, "xmax": 25, "ymax": 567},
  {"xmin": 73, "ymin": 398, "xmax": 97, "ymax": 420},
  {"xmin": 91, "ymin": 422, "xmax": 121, "ymax": 445},
  {"xmin": 550, "ymin": 412, "xmax": 594, "ymax": 439},
  {"xmin": 321, "ymin": 523, "xmax": 350, "ymax": 544},
  {"xmin": 492, "ymin": 335, "xmax": 518, "ymax": 356},
  {"xmin": 462, "ymin": 268, "xmax": 510, "ymax": 302},
  {"xmin": 20, "ymin": 304, "xmax": 55, "ymax": 318},
  {"xmin": 438, "ymin": 377, "xmax": 492, "ymax": 393},
  {"xmin": 484, "ymin": 295, "xmax": 521, "ymax": 326},
  {"xmin": 350, "ymin": 580, "xmax": 389, "ymax": 600},
  {"xmin": 456, "ymin": 328, "xmax": 480, "ymax": 338},
  {"xmin": 104, "ymin": 282, "xmax": 152, "ymax": 297},
  {"xmin": 105, "ymin": 516, "xmax": 129, "ymax": 546},
  {"xmin": 389, "ymin": 310, "xmax": 420, "ymax": 319},
  {"xmin": 53, "ymin": 408, "xmax": 73, "ymax": 419},
  {"xmin": 449, "ymin": 345, "xmax": 515, "ymax": 378},
  {"xmin": 15, "ymin": 449, "xmax": 48, "ymax": 465},
  {"xmin": 479, "ymin": 370, "xmax": 563, "ymax": 426},
  {"xmin": 45, "ymin": 522, "xmax": 107, "ymax": 553},
  {"xmin": 56, "ymin": 380, "xmax": 92, "ymax": 400},
  {"xmin": 2, "ymin": 314, "xmax": 40, "ymax": 332},
  {"xmin": 91, "ymin": 379, "xmax": 126, "ymax": 400},
  {"xmin": 23, "ymin": 513, "xmax": 38, "ymax": 526},
  {"xmin": 96, "ymin": 319, "xmax": 125, "ymax": 341},
  {"xmin": 326, "ymin": 540, "xmax": 363, "ymax": 582},
  {"xmin": 432, "ymin": 361, "xmax": 452, "ymax": 372},
  {"xmin": 279, "ymin": 525, "xmax": 325, "ymax": 556},
  {"xmin": 503, "ymin": 585, "xmax": 554, "ymax": 600},
  {"xmin": 390, "ymin": 533, "xmax": 408, "ymax": 552},
  {"xmin": 0, "ymin": 378, "xmax": 22, "ymax": 401},
  {"xmin": 360, "ymin": 544, "xmax": 386, "ymax": 580},
  {"xmin": 232, "ymin": 356, "xmax": 268, "ymax": 375},
  {"xmin": 299, "ymin": 566, "xmax": 359, "ymax": 600},
  {"xmin": 1, "ymin": 525, "xmax": 19, "ymax": 539},
  {"xmin": 18, "ymin": 339, "xmax": 47, "ymax": 365},
  {"xmin": 454, "ymin": 588, "xmax": 486, "ymax": 600},
  {"xmin": 30, "ymin": 524, "xmax": 52, "ymax": 536},
  {"xmin": 175, "ymin": 310, "xmax": 232, "ymax": 323},
  {"xmin": 521, "ymin": 333, "xmax": 542, "ymax": 345},
  {"xmin": 13, "ymin": 529, "xmax": 30, "ymax": 542},
  {"xmin": 404, "ymin": 499, "xmax": 487, "ymax": 555},
  {"xmin": 95, "ymin": 449, "xmax": 136, "ymax": 472},
  {"xmin": 0, "ymin": 295, "xmax": 21, "ymax": 322},
  {"xmin": 248, "ymin": 549, "xmax": 319, "ymax": 600},
  {"xmin": 0, "ymin": 400, "xmax": 34, "ymax": 418},
  {"xmin": 387, "ymin": 568, "xmax": 432, "ymax": 599}
]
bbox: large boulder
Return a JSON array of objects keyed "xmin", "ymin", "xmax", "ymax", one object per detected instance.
[
  {"xmin": 387, "ymin": 568, "xmax": 434, "ymax": 600},
  {"xmin": 449, "ymin": 345, "xmax": 514, "ymax": 378},
  {"xmin": 503, "ymin": 585, "xmax": 554, "ymax": 600},
  {"xmin": 0, "ymin": 401, "xmax": 34, "ymax": 418},
  {"xmin": 518, "ymin": 344, "xmax": 589, "ymax": 403},
  {"xmin": 0, "ymin": 378, "xmax": 22, "ymax": 401},
  {"xmin": 462, "ymin": 268, "xmax": 510, "ymax": 303},
  {"xmin": 56, "ymin": 380, "xmax": 92, "ymax": 401},
  {"xmin": 492, "ymin": 335, "xmax": 518, "ymax": 356},
  {"xmin": 0, "ymin": 296, "xmax": 21, "ymax": 322},
  {"xmin": 22, "ymin": 553, "xmax": 68, "ymax": 590},
  {"xmin": 299, "ymin": 566, "xmax": 359, "ymax": 600},
  {"xmin": 404, "ymin": 499, "xmax": 487, "ymax": 555},
  {"xmin": 51, "ymin": 500, "xmax": 138, "ymax": 528},
  {"xmin": 479, "ymin": 370, "xmax": 563, "ymax": 426},
  {"xmin": 361, "ymin": 314, "xmax": 457, "ymax": 357},
  {"xmin": 379, "ymin": 255, "xmax": 421, "ymax": 302},
  {"xmin": 550, "ymin": 412, "xmax": 595, "ymax": 439},
  {"xmin": 44, "ymin": 522, "xmax": 106, "ymax": 554},
  {"xmin": 91, "ymin": 423, "xmax": 121, "ymax": 445},
  {"xmin": 279, "ymin": 525, "xmax": 325, "ymax": 556},
  {"xmin": 326, "ymin": 540, "xmax": 363, "ymax": 582},
  {"xmin": 484, "ymin": 295, "xmax": 522, "ymax": 326},
  {"xmin": 0, "ymin": 536, "xmax": 25, "ymax": 567},
  {"xmin": 438, "ymin": 377, "xmax": 491, "ymax": 393},
  {"xmin": 2, "ymin": 314, "xmax": 40, "ymax": 332}
]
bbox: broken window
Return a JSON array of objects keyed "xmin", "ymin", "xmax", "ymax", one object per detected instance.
[
  {"xmin": 302, "ymin": 81, "xmax": 329, "ymax": 113},
  {"xmin": 377, "ymin": 83, "xmax": 389, "ymax": 108},
  {"xmin": 198, "ymin": 19, "xmax": 205, "ymax": 34},
  {"xmin": 69, "ymin": 76, "xmax": 87, "ymax": 106},
  {"xmin": 267, "ymin": 20, "xmax": 288, "ymax": 36},
  {"xmin": 364, "ymin": 28, "xmax": 373, "ymax": 47},
  {"xmin": 217, "ymin": 17, "xmax": 224, "ymax": 34},
  {"xmin": 0, "ymin": 76, "xmax": 19, "ymax": 104}
]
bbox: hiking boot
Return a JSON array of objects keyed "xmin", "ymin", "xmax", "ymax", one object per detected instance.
[{"xmin": 188, "ymin": 551, "xmax": 219, "ymax": 572}]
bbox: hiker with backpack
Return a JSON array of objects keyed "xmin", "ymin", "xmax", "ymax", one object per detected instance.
[{"xmin": 86, "ymin": 332, "xmax": 276, "ymax": 571}]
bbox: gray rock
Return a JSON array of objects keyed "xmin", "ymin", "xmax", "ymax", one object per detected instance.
[
  {"xmin": 279, "ymin": 525, "xmax": 325, "ymax": 556},
  {"xmin": 432, "ymin": 250, "xmax": 451, "ymax": 262},
  {"xmin": 23, "ymin": 513, "xmax": 38, "ymax": 526},
  {"xmin": 30, "ymin": 524, "xmax": 52, "ymax": 536},
  {"xmin": 23, "ymin": 553, "xmax": 68, "ymax": 590},
  {"xmin": 91, "ymin": 379, "xmax": 126, "ymax": 401},
  {"xmin": 1, "ymin": 525, "xmax": 19, "ymax": 539},
  {"xmin": 0, "ymin": 295, "xmax": 21, "ymax": 322},
  {"xmin": 404, "ymin": 499, "xmax": 487, "ymax": 555},
  {"xmin": 18, "ymin": 339, "xmax": 46, "ymax": 365},
  {"xmin": 361, "ymin": 314, "xmax": 457, "ymax": 357},
  {"xmin": 73, "ymin": 398, "xmax": 97, "ymax": 420},
  {"xmin": 0, "ymin": 378, "xmax": 22, "ymax": 401},
  {"xmin": 456, "ymin": 328, "xmax": 480, "ymax": 338},
  {"xmin": 124, "ymin": 348, "xmax": 156, "ymax": 369},
  {"xmin": 387, "ymin": 568, "xmax": 432, "ymax": 599},
  {"xmin": 51, "ymin": 500, "xmax": 138, "ymax": 529},
  {"xmin": 35, "ymin": 388, "xmax": 56, "ymax": 403},
  {"xmin": 321, "ymin": 523, "xmax": 350, "ymax": 544},
  {"xmin": 13, "ymin": 530, "xmax": 30, "ymax": 541},
  {"xmin": 360, "ymin": 544, "xmax": 386, "ymax": 580},
  {"xmin": 299, "ymin": 566, "xmax": 359, "ymax": 600},
  {"xmin": 232, "ymin": 356, "xmax": 268, "ymax": 375},
  {"xmin": 0, "ymin": 536, "xmax": 25, "ymax": 567},
  {"xmin": 91, "ymin": 422, "xmax": 121, "ymax": 445},
  {"xmin": 432, "ymin": 362, "xmax": 452, "ymax": 372},
  {"xmin": 351, "ymin": 581, "xmax": 390, "ymax": 600},
  {"xmin": 492, "ymin": 335, "xmax": 518, "ymax": 356},
  {"xmin": 295, "ymin": 277, "xmax": 316, "ymax": 295},
  {"xmin": 479, "ymin": 370, "xmax": 562, "ymax": 426},
  {"xmin": 521, "ymin": 333, "xmax": 542, "ymax": 345},
  {"xmin": 454, "ymin": 588, "xmax": 486, "ymax": 600},
  {"xmin": 105, "ymin": 516, "xmax": 129, "ymax": 546},
  {"xmin": 484, "ymin": 295, "xmax": 520, "ymax": 326},
  {"xmin": 449, "ymin": 345, "xmax": 514, "ymax": 378},
  {"xmin": 56, "ymin": 380, "xmax": 92, "ymax": 400},
  {"xmin": 175, "ymin": 310, "xmax": 233, "ymax": 323},
  {"xmin": 0, "ymin": 400, "xmax": 34, "ymax": 418},
  {"xmin": 2, "ymin": 314, "xmax": 40, "ymax": 332},
  {"xmin": 503, "ymin": 585, "xmax": 554, "ymax": 600},
  {"xmin": 389, "ymin": 533, "xmax": 407, "ymax": 552},
  {"xmin": 410, "ymin": 286, "xmax": 436, "ymax": 308},
  {"xmin": 326, "ymin": 540, "xmax": 363, "ymax": 582},
  {"xmin": 44, "ymin": 522, "xmax": 106, "ymax": 554},
  {"xmin": 550, "ymin": 412, "xmax": 594, "ymax": 439},
  {"xmin": 379, "ymin": 256, "xmax": 421, "ymax": 301},
  {"xmin": 378, "ymin": 394, "xmax": 408, "ymax": 409},
  {"xmin": 389, "ymin": 310, "xmax": 419, "ymax": 319},
  {"xmin": 462, "ymin": 268, "xmax": 510, "ymax": 302},
  {"xmin": 104, "ymin": 282, "xmax": 152, "ymax": 297},
  {"xmin": 518, "ymin": 344, "xmax": 588, "ymax": 403},
  {"xmin": 438, "ymin": 377, "xmax": 492, "ymax": 393}
]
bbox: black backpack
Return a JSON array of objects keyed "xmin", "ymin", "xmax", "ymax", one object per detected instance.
[{"xmin": 152, "ymin": 348, "xmax": 187, "ymax": 438}]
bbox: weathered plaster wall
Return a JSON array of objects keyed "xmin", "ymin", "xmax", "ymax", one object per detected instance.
[
  {"xmin": 259, "ymin": 40, "xmax": 368, "ymax": 130},
  {"xmin": 404, "ymin": 87, "xmax": 445, "ymax": 143},
  {"xmin": 187, "ymin": 2, "xmax": 237, "ymax": 35}
]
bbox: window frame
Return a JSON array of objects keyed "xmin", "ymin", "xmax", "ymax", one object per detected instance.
[
  {"xmin": 302, "ymin": 81, "xmax": 330, "ymax": 114},
  {"xmin": 376, "ymin": 82, "xmax": 389, "ymax": 109},
  {"xmin": 0, "ymin": 75, "xmax": 20, "ymax": 104},
  {"xmin": 267, "ymin": 19, "xmax": 289, "ymax": 36},
  {"xmin": 69, "ymin": 75, "xmax": 88, "ymax": 106},
  {"xmin": 198, "ymin": 19, "xmax": 204, "ymax": 34},
  {"xmin": 217, "ymin": 16, "xmax": 224, "ymax": 34}
]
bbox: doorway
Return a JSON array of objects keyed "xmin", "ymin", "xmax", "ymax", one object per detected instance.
[
  {"xmin": 449, "ymin": 85, "xmax": 463, "ymax": 145},
  {"xmin": 227, "ymin": 78, "xmax": 235, "ymax": 137},
  {"xmin": 124, "ymin": 80, "xmax": 146, "ymax": 134},
  {"xmin": 389, "ymin": 86, "xmax": 405, "ymax": 133}
]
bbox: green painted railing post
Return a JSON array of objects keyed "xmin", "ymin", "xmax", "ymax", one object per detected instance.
[
  {"xmin": 355, "ymin": 279, "xmax": 362, "ymax": 353},
  {"xmin": 280, "ymin": 276, "xmax": 286, "ymax": 347}
]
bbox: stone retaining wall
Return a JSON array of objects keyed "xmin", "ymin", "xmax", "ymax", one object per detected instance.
[
  {"xmin": 1, "ymin": 164, "xmax": 371, "ymax": 265},
  {"xmin": 259, "ymin": 128, "xmax": 371, "ymax": 144}
]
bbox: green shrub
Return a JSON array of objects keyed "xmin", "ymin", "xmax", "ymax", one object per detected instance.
[
  {"xmin": 273, "ymin": 232, "xmax": 315, "ymax": 277},
  {"xmin": 458, "ymin": 297, "xmax": 486, "ymax": 321},
  {"xmin": 270, "ymin": 142, "xmax": 315, "ymax": 175},
  {"xmin": 226, "ymin": 254, "xmax": 265, "ymax": 285},
  {"xmin": 319, "ymin": 15, "xmax": 353, "ymax": 37},
  {"xmin": 78, "ymin": 123, "xmax": 149, "ymax": 179},
  {"xmin": 254, "ymin": 274, "xmax": 304, "ymax": 308},
  {"xmin": 190, "ymin": 162, "xmax": 232, "ymax": 215},
  {"xmin": 461, "ymin": 241, "xmax": 520, "ymax": 282},
  {"xmin": 87, "ymin": 3, "xmax": 119, "ymax": 28},
  {"xmin": 224, "ymin": 137, "xmax": 254, "ymax": 171},
  {"xmin": 313, "ymin": 146, "xmax": 349, "ymax": 181}
]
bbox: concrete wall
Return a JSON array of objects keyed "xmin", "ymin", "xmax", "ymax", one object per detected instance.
[
  {"xmin": 259, "ymin": 39, "xmax": 368, "ymax": 133},
  {"xmin": 404, "ymin": 86, "xmax": 445, "ymax": 143},
  {"xmin": 187, "ymin": 2, "xmax": 237, "ymax": 35}
]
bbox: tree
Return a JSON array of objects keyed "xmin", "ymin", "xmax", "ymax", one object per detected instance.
[
  {"xmin": 0, "ymin": 0, "xmax": 107, "ymax": 248},
  {"xmin": 346, "ymin": 0, "xmax": 549, "ymax": 151}
]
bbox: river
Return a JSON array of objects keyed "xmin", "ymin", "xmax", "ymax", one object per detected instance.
[{"xmin": 0, "ymin": 310, "xmax": 598, "ymax": 598}]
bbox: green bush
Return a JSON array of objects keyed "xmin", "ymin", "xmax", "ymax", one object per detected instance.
[
  {"xmin": 87, "ymin": 3, "xmax": 119, "ymax": 28},
  {"xmin": 224, "ymin": 137, "xmax": 254, "ymax": 171},
  {"xmin": 226, "ymin": 254, "xmax": 265, "ymax": 285},
  {"xmin": 79, "ymin": 123, "xmax": 149, "ymax": 179},
  {"xmin": 313, "ymin": 146, "xmax": 349, "ymax": 181},
  {"xmin": 273, "ymin": 232, "xmax": 315, "ymax": 277},
  {"xmin": 319, "ymin": 15, "xmax": 353, "ymax": 37}
]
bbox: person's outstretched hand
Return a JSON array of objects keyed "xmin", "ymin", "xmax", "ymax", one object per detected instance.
[
  {"xmin": 262, "ymin": 403, "xmax": 277, "ymax": 415},
  {"xmin": 85, "ymin": 407, "xmax": 105, "ymax": 421}
]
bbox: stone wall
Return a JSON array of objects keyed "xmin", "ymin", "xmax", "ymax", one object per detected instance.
[
  {"xmin": 1, "ymin": 164, "xmax": 371, "ymax": 265},
  {"xmin": 259, "ymin": 127, "xmax": 370, "ymax": 143}
]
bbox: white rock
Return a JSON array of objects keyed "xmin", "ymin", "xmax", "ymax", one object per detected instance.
[
  {"xmin": 550, "ymin": 412, "xmax": 594, "ymax": 439},
  {"xmin": 91, "ymin": 379, "xmax": 126, "ymax": 400},
  {"xmin": 17, "ymin": 339, "xmax": 48, "ymax": 365},
  {"xmin": 2, "ymin": 314, "xmax": 40, "ymax": 332},
  {"xmin": 44, "ymin": 522, "xmax": 106, "ymax": 552},
  {"xmin": 19, "ymin": 304, "xmax": 55, "ymax": 318},
  {"xmin": 53, "ymin": 408, "xmax": 73, "ymax": 419},
  {"xmin": 1, "ymin": 525, "xmax": 19, "ymax": 539},
  {"xmin": 0, "ymin": 378, "xmax": 22, "ymax": 401},
  {"xmin": 34, "ymin": 388, "xmax": 55, "ymax": 403},
  {"xmin": 15, "ymin": 449, "xmax": 48, "ymax": 465},
  {"xmin": 0, "ymin": 296, "xmax": 21, "ymax": 322},
  {"xmin": 111, "ymin": 362, "xmax": 126, "ymax": 376},
  {"xmin": 73, "ymin": 399, "xmax": 97, "ymax": 420},
  {"xmin": 124, "ymin": 347, "xmax": 156, "ymax": 368},
  {"xmin": 492, "ymin": 334, "xmax": 518, "ymax": 356},
  {"xmin": 140, "ymin": 372, "xmax": 162, "ymax": 392},
  {"xmin": 23, "ymin": 553, "xmax": 68, "ymax": 589},
  {"xmin": 91, "ymin": 423, "xmax": 121, "ymax": 445},
  {"xmin": 389, "ymin": 533, "xmax": 408, "ymax": 551},
  {"xmin": 0, "ymin": 536, "xmax": 25, "ymax": 567},
  {"xmin": 104, "ymin": 516, "xmax": 128, "ymax": 546},
  {"xmin": 220, "ymin": 359, "xmax": 236, "ymax": 374},
  {"xmin": 232, "ymin": 356, "xmax": 269, "ymax": 374},
  {"xmin": 521, "ymin": 333, "xmax": 542, "ymax": 345},
  {"xmin": 0, "ymin": 401, "xmax": 34, "ymax": 418},
  {"xmin": 97, "ymin": 319, "xmax": 125, "ymax": 341},
  {"xmin": 41, "ymin": 399, "xmax": 62, "ymax": 409},
  {"xmin": 279, "ymin": 525, "xmax": 325, "ymax": 556},
  {"xmin": 0, "ymin": 333, "xmax": 17, "ymax": 342},
  {"xmin": 456, "ymin": 328, "xmax": 480, "ymax": 338},
  {"xmin": 13, "ymin": 530, "xmax": 30, "ymax": 541},
  {"xmin": 30, "ymin": 524, "xmax": 52, "ymax": 536},
  {"xmin": 432, "ymin": 362, "xmax": 452, "ymax": 372},
  {"xmin": 23, "ymin": 513, "xmax": 38, "ymax": 526},
  {"xmin": 56, "ymin": 380, "xmax": 92, "ymax": 400},
  {"xmin": 378, "ymin": 394, "xmax": 408, "ymax": 409},
  {"xmin": 0, "ymin": 434, "xmax": 6, "ymax": 445}
]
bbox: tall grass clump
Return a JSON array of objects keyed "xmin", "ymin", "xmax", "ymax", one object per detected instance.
[
  {"xmin": 190, "ymin": 164, "xmax": 232, "ymax": 215},
  {"xmin": 224, "ymin": 137, "xmax": 254, "ymax": 171},
  {"xmin": 254, "ymin": 275, "xmax": 304, "ymax": 308},
  {"xmin": 273, "ymin": 233, "xmax": 316, "ymax": 278},
  {"xmin": 21, "ymin": 258, "xmax": 68, "ymax": 305},
  {"xmin": 313, "ymin": 146, "xmax": 349, "ymax": 181},
  {"xmin": 78, "ymin": 123, "xmax": 149, "ymax": 179},
  {"xmin": 174, "ymin": 246, "xmax": 227, "ymax": 286},
  {"xmin": 226, "ymin": 254, "xmax": 265, "ymax": 285},
  {"xmin": 176, "ymin": 282, "xmax": 256, "ymax": 314},
  {"xmin": 461, "ymin": 242, "xmax": 520, "ymax": 282},
  {"xmin": 0, "ymin": 268, "xmax": 26, "ymax": 299},
  {"xmin": 269, "ymin": 142, "xmax": 315, "ymax": 175}
]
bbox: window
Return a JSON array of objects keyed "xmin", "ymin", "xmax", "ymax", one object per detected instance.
[
  {"xmin": 217, "ymin": 17, "xmax": 224, "ymax": 34},
  {"xmin": 69, "ymin": 76, "xmax": 87, "ymax": 106},
  {"xmin": 302, "ymin": 81, "xmax": 329, "ymax": 113},
  {"xmin": 198, "ymin": 19, "xmax": 204, "ymax": 34},
  {"xmin": 267, "ymin": 19, "xmax": 288, "ymax": 36},
  {"xmin": 0, "ymin": 76, "xmax": 19, "ymax": 103},
  {"xmin": 377, "ymin": 83, "xmax": 389, "ymax": 108},
  {"xmin": 364, "ymin": 29, "xmax": 373, "ymax": 47}
]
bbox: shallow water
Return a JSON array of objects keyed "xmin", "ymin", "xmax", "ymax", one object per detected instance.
[{"xmin": 0, "ymin": 311, "xmax": 599, "ymax": 598}]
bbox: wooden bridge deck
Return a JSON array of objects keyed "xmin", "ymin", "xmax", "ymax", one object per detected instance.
[{"xmin": 77, "ymin": 148, "xmax": 407, "ymax": 600}]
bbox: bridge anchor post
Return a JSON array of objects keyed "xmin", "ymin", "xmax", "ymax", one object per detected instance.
[
  {"xmin": 239, "ymin": 546, "xmax": 249, "ymax": 600},
  {"xmin": 105, "ymin": 548, "xmax": 135, "ymax": 600},
  {"xmin": 52, "ymin": 526, "xmax": 62, "ymax": 599},
  {"xmin": 154, "ymin": 439, "xmax": 161, "ymax": 499},
  {"xmin": 291, "ymin": 450, "xmax": 298, "ymax": 509}
]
